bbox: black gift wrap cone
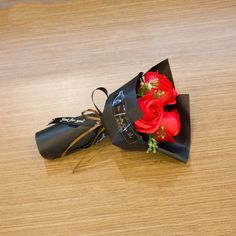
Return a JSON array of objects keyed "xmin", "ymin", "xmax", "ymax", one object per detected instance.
[
  {"xmin": 101, "ymin": 59, "xmax": 191, "ymax": 163},
  {"xmin": 35, "ymin": 59, "xmax": 190, "ymax": 163}
]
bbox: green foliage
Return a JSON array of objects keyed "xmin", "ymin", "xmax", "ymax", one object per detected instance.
[
  {"xmin": 147, "ymin": 134, "xmax": 158, "ymax": 153},
  {"xmin": 137, "ymin": 83, "xmax": 148, "ymax": 97}
]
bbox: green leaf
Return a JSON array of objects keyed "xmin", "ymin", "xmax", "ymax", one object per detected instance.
[
  {"xmin": 147, "ymin": 134, "xmax": 158, "ymax": 154},
  {"xmin": 137, "ymin": 84, "xmax": 148, "ymax": 97}
]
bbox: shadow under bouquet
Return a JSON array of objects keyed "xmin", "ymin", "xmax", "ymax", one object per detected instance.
[{"xmin": 36, "ymin": 59, "xmax": 190, "ymax": 163}]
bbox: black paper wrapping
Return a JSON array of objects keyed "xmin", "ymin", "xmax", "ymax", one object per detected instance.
[
  {"xmin": 101, "ymin": 59, "xmax": 191, "ymax": 163},
  {"xmin": 35, "ymin": 59, "xmax": 191, "ymax": 162},
  {"xmin": 35, "ymin": 116, "xmax": 103, "ymax": 159}
]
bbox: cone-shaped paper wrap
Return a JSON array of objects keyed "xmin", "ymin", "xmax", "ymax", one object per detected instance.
[
  {"xmin": 101, "ymin": 59, "xmax": 190, "ymax": 163},
  {"xmin": 35, "ymin": 59, "xmax": 190, "ymax": 162}
]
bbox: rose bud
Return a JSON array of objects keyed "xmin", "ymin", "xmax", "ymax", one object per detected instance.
[
  {"xmin": 134, "ymin": 94, "xmax": 163, "ymax": 134},
  {"xmin": 154, "ymin": 109, "xmax": 181, "ymax": 143},
  {"xmin": 142, "ymin": 71, "xmax": 178, "ymax": 106}
]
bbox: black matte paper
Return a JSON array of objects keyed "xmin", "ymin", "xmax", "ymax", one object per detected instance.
[{"xmin": 35, "ymin": 59, "xmax": 191, "ymax": 162}]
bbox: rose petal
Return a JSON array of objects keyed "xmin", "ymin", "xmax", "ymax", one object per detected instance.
[{"xmin": 154, "ymin": 109, "xmax": 181, "ymax": 143}]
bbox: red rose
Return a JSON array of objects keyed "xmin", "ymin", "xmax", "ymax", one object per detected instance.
[
  {"xmin": 154, "ymin": 109, "xmax": 181, "ymax": 143},
  {"xmin": 143, "ymin": 71, "xmax": 178, "ymax": 106},
  {"xmin": 134, "ymin": 94, "xmax": 163, "ymax": 134}
]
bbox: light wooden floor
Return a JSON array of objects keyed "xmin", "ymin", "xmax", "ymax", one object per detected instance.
[{"xmin": 0, "ymin": 0, "xmax": 235, "ymax": 235}]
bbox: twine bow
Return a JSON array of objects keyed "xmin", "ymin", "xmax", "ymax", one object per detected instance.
[{"xmin": 61, "ymin": 108, "xmax": 106, "ymax": 157}]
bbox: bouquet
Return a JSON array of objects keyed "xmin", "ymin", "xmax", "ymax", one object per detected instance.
[{"xmin": 36, "ymin": 59, "xmax": 190, "ymax": 163}]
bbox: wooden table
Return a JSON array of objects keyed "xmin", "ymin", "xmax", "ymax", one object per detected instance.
[{"xmin": 0, "ymin": 0, "xmax": 235, "ymax": 235}]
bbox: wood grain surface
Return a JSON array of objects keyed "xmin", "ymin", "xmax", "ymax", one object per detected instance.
[{"xmin": 0, "ymin": 0, "xmax": 236, "ymax": 235}]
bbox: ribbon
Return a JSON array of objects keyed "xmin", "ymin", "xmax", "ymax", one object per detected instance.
[
  {"xmin": 47, "ymin": 87, "xmax": 109, "ymax": 158},
  {"xmin": 49, "ymin": 109, "xmax": 105, "ymax": 157},
  {"xmin": 62, "ymin": 109, "xmax": 106, "ymax": 156}
]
